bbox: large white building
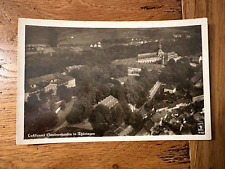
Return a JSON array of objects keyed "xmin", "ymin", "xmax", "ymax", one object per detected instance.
[
  {"xmin": 137, "ymin": 43, "xmax": 167, "ymax": 64},
  {"xmin": 137, "ymin": 52, "xmax": 161, "ymax": 64},
  {"xmin": 137, "ymin": 43, "xmax": 179, "ymax": 65}
]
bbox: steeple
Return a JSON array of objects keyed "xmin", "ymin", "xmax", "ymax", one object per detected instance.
[
  {"xmin": 158, "ymin": 42, "xmax": 165, "ymax": 65},
  {"xmin": 159, "ymin": 42, "xmax": 162, "ymax": 50},
  {"xmin": 158, "ymin": 42, "xmax": 164, "ymax": 57}
]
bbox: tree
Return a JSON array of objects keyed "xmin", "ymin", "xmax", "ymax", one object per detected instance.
[
  {"xmin": 66, "ymin": 106, "xmax": 83, "ymax": 124},
  {"xmin": 39, "ymin": 91, "xmax": 48, "ymax": 103},
  {"xmin": 98, "ymin": 84, "xmax": 110, "ymax": 98},
  {"xmin": 24, "ymin": 111, "xmax": 58, "ymax": 137},
  {"xmin": 60, "ymin": 101, "xmax": 66, "ymax": 110},
  {"xmin": 27, "ymin": 93, "xmax": 39, "ymax": 104},
  {"xmin": 111, "ymin": 104, "xmax": 124, "ymax": 125},
  {"xmin": 167, "ymin": 58, "xmax": 176, "ymax": 67},
  {"xmin": 89, "ymin": 105, "xmax": 111, "ymax": 136},
  {"xmin": 139, "ymin": 68, "xmax": 149, "ymax": 78},
  {"xmin": 57, "ymin": 85, "xmax": 72, "ymax": 102},
  {"xmin": 110, "ymin": 85, "xmax": 126, "ymax": 100},
  {"xmin": 120, "ymin": 100, "xmax": 133, "ymax": 124},
  {"xmin": 66, "ymin": 100, "xmax": 93, "ymax": 124},
  {"xmin": 25, "ymin": 94, "xmax": 41, "ymax": 114},
  {"xmin": 79, "ymin": 79, "xmax": 94, "ymax": 95},
  {"xmin": 128, "ymin": 112, "xmax": 143, "ymax": 129},
  {"xmin": 110, "ymin": 65, "xmax": 127, "ymax": 78},
  {"xmin": 158, "ymin": 57, "xmax": 194, "ymax": 90},
  {"xmin": 96, "ymin": 90, "xmax": 104, "ymax": 103},
  {"xmin": 89, "ymin": 111, "xmax": 108, "ymax": 136}
]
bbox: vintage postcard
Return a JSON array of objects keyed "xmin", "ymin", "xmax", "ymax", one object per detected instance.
[{"xmin": 17, "ymin": 18, "xmax": 211, "ymax": 144}]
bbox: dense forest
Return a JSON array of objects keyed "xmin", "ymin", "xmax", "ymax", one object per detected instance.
[{"xmin": 25, "ymin": 32, "xmax": 201, "ymax": 79}]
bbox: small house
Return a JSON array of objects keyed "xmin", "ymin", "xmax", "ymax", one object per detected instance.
[{"xmin": 164, "ymin": 84, "xmax": 176, "ymax": 94}]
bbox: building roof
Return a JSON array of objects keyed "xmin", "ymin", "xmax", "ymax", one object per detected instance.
[
  {"xmin": 27, "ymin": 73, "xmax": 74, "ymax": 86},
  {"xmin": 135, "ymin": 128, "xmax": 151, "ymax": 136},
  {"xmin": 138, "ymin": 52, "xmax": 158, "ymax": 58},
  {"xmin": 118, "ymin": 125, "xmax": 134, "ymax": 136},
  {"xmin": 151, "ymin": 113, "xmax": 163, "ymax": 123},
  {"xmin": 127, "ymin": 67, "xmax": 141, "ymax": 71},
  {"xmin": 138, "ymin": 108, "xmax": 148, "ymax": 119},
  {"xmin": 98, "ymin": 95, "xmax": 119, "ymax": 109},
  {"xmin": 144, "ymin": 120, "xmax": 154, "ymax": 131},
  {"xmin": 164, "ymin": 84, "xmax": 176, "ymax": 90},
  {"xmin": 114, "ymin": 123, "xmax": 127, "ymax": 135},
  {"xmin": 191, "ymin": 72, "xmax": 203, "ymax": 84},
  {"xmin": 44, "ymin": 83, "xmax": 57, "ymax": 89},
  {"xmin": 66, "ymin": 65, "xmax": 84, "ymax": 71},
  {"xmin": 59, "ymin": 74, "xmax": 74, "ymax": 81}
]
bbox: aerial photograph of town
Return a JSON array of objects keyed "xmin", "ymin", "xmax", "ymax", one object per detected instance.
[{"xmin": 24, "ymin": 24, "xmax": 205, "ymax": 139}]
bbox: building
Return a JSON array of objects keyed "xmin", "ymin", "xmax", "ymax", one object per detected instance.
[
  {"xmin": 25, "ymin": 44, "xmax": 56, "ymax": 56},
  {"xmin": 90, "ymin": 42, "xmax": 102, "ymax": 48},
  {"xmin": 44, "ymin": 83, "xmax": 57, "ymax": 93},
  {"xmin": 65, "ymin": 65, "xmax": 84, "ymax": 72},
  {"xmin": 97, "ymin": 42, "xmax": 102, "ymax": 48},
  {"xmin": 135, "ymin": 120, "xmax": 155, "ymax": 136},
  {"xmin": 114, "ymin": 123, "xmax": 127, "ymax": 135},
  {"xmin": 191, "ymin": 55, "xmax": 202, "ymax": 64},
  {"xmin": 127, "ymin": 67, "xmax": 141, "ymax": 76},
  {"xmin": 173, "ymin": 34, "xmax": 182, "ymax": 38},
  {"xmin": 138, "ymin": 107, "xmax": 148, "ymax": 119},
  {"xmin": 137, "ymin": 42, "xmax": 177, "ymax": 65},
  {"xmin": 135, "ymin": 119, "xmax": 154, "ymax": 136},
  {"xmin": 25, "ymin": 73, "xmax": 76, "ymax": 101},
  {"xmin": 135, "ymin": 128, "xmax": 150, "ymax": 136},
  {"xmin": 168, "ymin": 52, "xmax": 181, "ymax": 62},
  {"xmin": 148, "ymin": 81, "xmax": 162, "ymax": 100},
  {"xmin": 191, "ymin": 72, "xmax": 203, "ymax": 88},
  {"xmin": 192, "ymin": 95, "xmax": 204, "ymax": 102},
  {"xmin": 25, "ymin": 43, "xmax": 49, "ymax": 56},
  {"xmin": 26, "ymin": 43, "xmax": 49, "ymax": 51},
  {"xmin": 163, "ymin": 84, "xmax": 176, "ymax": 94},
  {"xmin": 97, "ymin": 95, "xmax": 119, "ymax": 109},
  {"xmin": 191, "ymin": 72, "xmax": 202, "ymax": 83},
  {"xmin": 137, "ymin": 52, "xmax": 161, "ymax": 64},
  {"xmin": 118, "ymin": 125, "xmax": 134, "ymax": 136},
  {"xmin": 190, "ymin": 63, "xmax": 197, "ymax": 67}
]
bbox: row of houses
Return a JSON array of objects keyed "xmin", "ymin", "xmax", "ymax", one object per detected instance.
[
  {"xmin": 25, "ymin": 44, "xmax": 56, "ymax": 56},
  {"xmin": 25, "ymin": 62, "xmax": 88, "ymax": 102},
  {"xmin": 25, "ymin": 73, "xmax": 76, "ymax": 102}
]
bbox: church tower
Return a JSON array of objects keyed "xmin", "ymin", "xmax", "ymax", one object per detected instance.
[{"xmin": 157, "ymin": 42, "xmax": 165, "ymax": 65}]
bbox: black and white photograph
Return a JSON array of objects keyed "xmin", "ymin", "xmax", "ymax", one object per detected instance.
[{"xmin": 17, "ymin": 18, "xmax": 211, "ymax": 144}]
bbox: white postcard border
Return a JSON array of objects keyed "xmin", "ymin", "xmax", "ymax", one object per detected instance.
[{"xmin": 17, "ymin": 18, "xmax": 211, "ymax": 145}]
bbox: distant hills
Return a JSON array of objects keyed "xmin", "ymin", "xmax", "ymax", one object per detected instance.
[{"xmin": 25, "ymin": 25, "xmax": 201, "ymax": 47}]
